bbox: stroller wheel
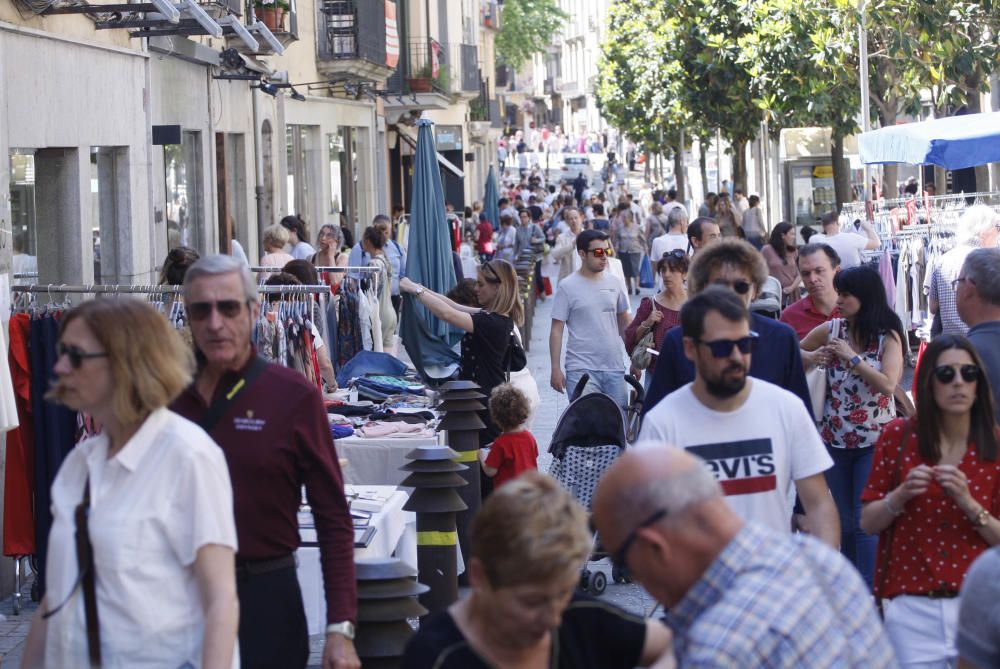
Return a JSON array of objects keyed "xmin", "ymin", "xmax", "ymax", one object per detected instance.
[
  {"xmin": 579, "ymin": 569, "xmax": 591, "ymax": 592},
  {"xmin": 589, "ymin": 570, "xmax": 607, "ymax": 596},
  {"xmin": 612, "ymin": 565, "xmax": 631, "ymax": 584}
]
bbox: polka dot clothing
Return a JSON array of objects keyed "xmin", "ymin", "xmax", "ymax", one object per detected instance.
[{"xmin": 862, "ymin": 418, "xmax": 1000, "ymax": 599}]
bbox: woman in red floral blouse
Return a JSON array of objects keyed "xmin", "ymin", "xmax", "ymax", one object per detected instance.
[
  {"xmin": 861, "ymin": 334, "xmax": 1000, "ymax": 668},
  {"xmin": 800, "ymin": 265, "xmax": 905, "ymax": 589}
]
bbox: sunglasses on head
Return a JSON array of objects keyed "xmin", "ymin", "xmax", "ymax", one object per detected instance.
[
  {"xmin": 663, "ymin": 249, "xmax": 687, "ymax": 260},
  {"xmin": 482, "ymin": 261, "xmax": 502, "ymax": 283},
  {"xmin": 611, "ymin": 509, "xmax": 668, "ymax": 572},
  {"xmin": 712, "ymin": 279, "xmax": 752, "ymax": 295},
  {"xmin": 187, "ymin": 299, "xmax": 247, "ymax": 321},
  {"xmin": 695, "ymin": 331, "xmax": 759, "ymax": 358},
  {"xmin": 932, "ymin": 364, "xmax": 980, "ymax": 384},
  {"xmin": 586, "ymin": 247, "xmax": 614, "ymax": 258},
  {"xmin": 57, "ymin": 343, "xmax": 109, "ymax": 369}
]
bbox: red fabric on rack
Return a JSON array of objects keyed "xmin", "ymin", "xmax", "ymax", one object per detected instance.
[{"xmin": 3, "ymin": 313, "xmax": 35, "ymax": 556}]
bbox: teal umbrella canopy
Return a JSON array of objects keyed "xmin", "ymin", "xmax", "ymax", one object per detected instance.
[
  {"xmin": 484, "ymin": 165, "xmax": 500, "ymax": 230},
  {"xmin": 400, "ymin": 119, "xmax": 461, "ymax": 378}
]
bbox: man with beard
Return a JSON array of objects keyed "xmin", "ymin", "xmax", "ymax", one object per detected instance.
[{"xmin": 638, "ymin": 288, "xmax": 838, "ymax": 545}]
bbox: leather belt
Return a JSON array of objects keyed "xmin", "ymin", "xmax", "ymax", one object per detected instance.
[
  {"xmin": 235, "ymin": 554, "xmax": 297, "ymax": 580},
  {"xmin": 912, "ymin": 589, "xmax": 959, "ymax": 599}
]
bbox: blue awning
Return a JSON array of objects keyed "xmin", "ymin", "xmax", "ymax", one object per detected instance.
[{"xmin": 858, "ymin": 112, "xmax": 1000, "ymax": 170}]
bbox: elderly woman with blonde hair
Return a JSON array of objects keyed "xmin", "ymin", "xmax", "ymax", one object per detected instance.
[
  {"xmin": 21, "ymin": 299, "xmax": 239, "ymax": 669},
  {"xmin": 402, "ymin": 471, "xmax": 674, "ymax": 669}
]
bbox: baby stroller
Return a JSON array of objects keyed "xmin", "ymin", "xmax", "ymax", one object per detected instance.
[{"xmin": 548, "ymin": 373, "xmax": 645, "ymax": 596}]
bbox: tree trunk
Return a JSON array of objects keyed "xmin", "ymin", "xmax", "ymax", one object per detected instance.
[
  {"xmin": 880, "ymin": 100, "xmax": 898, "ymax": 199},
  {"xmin": 965, "ymin": 88, "xmax": 990, "ymax": 191},
  {"xmin": 699, "ymin": 142, "xmax": 708, "ymax": 200},
  {"xmin": 831, "ymin": 132, "xmax": 852, "ymax": 212},
  {"xmin": 672, "ymin": 145, "xmax": 685, "ymax": 202},
  {"xmin": 731, "ymin": 139, "xmax": 748, "ymax": 193}
]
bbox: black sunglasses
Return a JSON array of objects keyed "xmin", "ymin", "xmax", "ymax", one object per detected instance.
[
  {"xmin": 187, "ymin": 299, "xmax": 247, "ymax": 321},
  {"xmin": 695, "ymin": 331, "xmax": 759, "ymax": 358},
  {"xmin": 933, "ymin": 364, "xmax": 980, "ymax": 384},
  {"xmin": 663, "ymin": 249, "xmax": 687, "ymax": 260},
  {"xmin": 611, "ymin": 509, "xmax": 668, "ymax": 572},
  {"xmin": 482, "ymin": 261, "xmax": 502, "ymax": 284},
  {"xmin": 712, "ymin": 278, "xmax": 752, "ymax": 295},
  {"xmin": 57, "ymin": 343, "xmax": 109, "ymax": 369}
]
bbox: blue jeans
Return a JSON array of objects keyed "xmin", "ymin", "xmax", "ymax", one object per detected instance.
[
  {"xmin": 566, "ymin": 369, "xmax": 628, "ymax": 409},
  {"xmin": 825, "ymin": 446, "xmax": 877, "ymax": 589}
]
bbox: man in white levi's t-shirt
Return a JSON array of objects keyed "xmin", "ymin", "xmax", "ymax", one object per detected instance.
[{"xmin": 638, "ymin": 286, "xmax": 839, "ymax": 546}]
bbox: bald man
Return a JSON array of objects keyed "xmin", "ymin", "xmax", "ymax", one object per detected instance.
[{"xmin": 592, "ymin": 447, "xmax": 897, "ymax": 669}]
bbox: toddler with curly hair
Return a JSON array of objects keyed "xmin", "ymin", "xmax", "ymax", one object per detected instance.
[{"xmin": 480, "ymin": 383, "xmax": 539, "ymax": 489}]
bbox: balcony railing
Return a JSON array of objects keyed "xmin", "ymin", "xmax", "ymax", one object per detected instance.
[
  {"xmin": 481, "ymin": 0, "xmax": 499, "ymax": 29},
  {"xmin": 385, "ymin": 39, "xmax": 479, "ymax": 96},
  {"xmin": 316, "ymin": 0, "xmax": 392, "ymax": 79}
]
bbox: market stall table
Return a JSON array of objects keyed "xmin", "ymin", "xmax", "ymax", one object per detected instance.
[{"xmin": 336, "ymin": 433, "xmax": 441, "ymax": 486}]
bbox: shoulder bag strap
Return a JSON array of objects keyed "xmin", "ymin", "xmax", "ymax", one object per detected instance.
[
  {"xmin": 199, "ymin": 356, "xmax": 270, "ymax": 433},
  {"xmin": 876, "ymin": 420, "xmax": 912, "ymax": 616},
  {"xmin": 75, "ymin": 478, "xmax": 101, "ymax": 668}
]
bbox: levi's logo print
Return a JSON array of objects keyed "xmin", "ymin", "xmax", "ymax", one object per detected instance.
[{"xmin": 687, "ymin": 439, "xmax": 776, "ymax": 495}]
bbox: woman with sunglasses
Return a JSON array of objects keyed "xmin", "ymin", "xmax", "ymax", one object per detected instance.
[
  {"xmin": 800, "ymin": 265, "xmax": 906, "ymax": 588},
  {"xmin": 761, "ymin": 222, "xmax": 801, "ymax": 307},
  {"xmin": 402, "ymin": 471, "xmax": 673, "ymax": 669},
  {"xmin": 22, "ymin": 299, "xmax": 239, "ymax": 668},
  {"xmin": 400, "ymin": 259, "xmax": 524, "ymax": 447},
  {"xmin": 860, "ymin": 335, "xmax": 1000, "ymax": 667},
  {"xmin": 625, "ymin": 250, "xmax": 689, "ymax": 387}
]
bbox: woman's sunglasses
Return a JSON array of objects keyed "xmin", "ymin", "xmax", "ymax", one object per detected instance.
[
  {"xmin": 57, "ymin": 343, "xmax": 109, "ymax": 369},
  {"xmin": 586, "ymin": 247, "xmax": 614, "ymax": 258},
  {"xmin": 662, "ymin": 249, "xmax": 687, "ymax": 260},
  {"xmin": 932, "ymin": 364, "xmax": 980, "ymax": 384},
  {"xmin": 482, "ymin": 262, "xmax": 502, "ymax": 284}
]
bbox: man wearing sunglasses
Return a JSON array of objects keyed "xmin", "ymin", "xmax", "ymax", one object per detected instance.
[
  {"xmin": 643, "ymin": 239, "xmax": 813, "ymax": 424},
  {"xmin": 550, "ymin": 229, "xmax": 632, "ymax": 408},
  {"xmin": 957, "ymin": 248, "xmax": 1000, "ymax": 422},
  {"xmin": 592, "ymin": 447, "xmax": 895, "ymax": 668},
  {"xmin": 639, "ymin": 287, "xmax": 839, "ymax": 547},
  {"xmin": 171, "ymin": 255, "xmax": 359, "ymax": 669}
]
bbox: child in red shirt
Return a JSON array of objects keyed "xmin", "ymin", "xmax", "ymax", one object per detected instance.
[{"xmin": 480, "ymin": 383, "xmax": 539, "ymax": 489}]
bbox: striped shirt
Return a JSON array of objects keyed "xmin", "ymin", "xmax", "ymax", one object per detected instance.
[{"xmin": 666, "ymin": 523, "xmax": 898, "ymax": 668}]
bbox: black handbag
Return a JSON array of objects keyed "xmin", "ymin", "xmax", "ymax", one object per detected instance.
[{"xmin": 504, "ymin": 330, "xmax": 527, "ymax": 376}]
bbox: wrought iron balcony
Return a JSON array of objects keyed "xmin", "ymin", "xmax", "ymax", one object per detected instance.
[
  {"xmin": 481, "ymin": 0, "xmax": 499, "ymax": 29},
  {"xmin": 385, "ymin": 39, "xmax": 478, "ymax": 98},
  {"xmin": 316, "ymin": 0, "xmax": 395, "ymax": 82}
]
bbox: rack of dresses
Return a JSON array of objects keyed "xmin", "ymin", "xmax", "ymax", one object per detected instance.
[{"xmin": 3, "ymin": 282, "xmax": 334, "ymax": 605}]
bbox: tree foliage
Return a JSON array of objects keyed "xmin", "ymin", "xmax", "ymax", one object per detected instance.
[{"xmin": 495, "ymin": 0, "xmax": 569, "ymax": 72}]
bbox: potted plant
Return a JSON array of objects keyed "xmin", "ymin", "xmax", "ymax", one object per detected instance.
[
  {"xmin": 254, "ymin": 0, "xmax": 288, "ymax": 33},
  {"xmin": 406, "ymin": 64, "xmax": 434, "ymax": 93}
]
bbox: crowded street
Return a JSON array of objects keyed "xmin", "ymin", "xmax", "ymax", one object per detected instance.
[{"xmin": 4, "ymin": 0, "xmax": 1000, "ymax": 667}]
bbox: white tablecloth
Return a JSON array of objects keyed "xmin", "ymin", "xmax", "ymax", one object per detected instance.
[
  {"xmin": 297, "ymin": 486, "xmax": 414, "ymax": 635},
  {"xmin": 337, "ymin": 434, "xmax": 440, "ymax": 486}
]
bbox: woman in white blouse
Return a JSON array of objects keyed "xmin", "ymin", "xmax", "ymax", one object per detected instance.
[{"xmin": 21, "ymin": 299, "xmax": 239, "ymax": 669}]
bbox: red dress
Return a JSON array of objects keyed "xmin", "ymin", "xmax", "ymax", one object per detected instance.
[
  {"xmin": 3, "ymin": 314, "xmax": 35, "ymax": 556},
  {"xmin": 862, "ymin": 417, "xmax": 1000, "ymax": 598},
  {"xmin": 484, "ymin": 431, "xmax": 538, "ymax": 488}
]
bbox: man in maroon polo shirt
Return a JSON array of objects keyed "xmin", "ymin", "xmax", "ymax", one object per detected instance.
[
  {"xmin": 171, "ymin": 255, "xmax": 358, "ymax": 669},
  {"xmin": 780, "ymin": 242, "xmax": 841, "ymax": 347}
]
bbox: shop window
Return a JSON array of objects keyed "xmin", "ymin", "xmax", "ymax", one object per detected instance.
[
  {"xmin": 9, "ymin": 150, "xmax": 38, "ymax": 285},
  {"xmin": 164, "ymin": 131, "xmax": 203, "ymax": 252},
  {"xmin": 216, "ymin": 133, "xmax": 248, "ymax": 257},
  {"xmin": 287, "ymin": 125, "xmax": 320, "ymax": 229}
]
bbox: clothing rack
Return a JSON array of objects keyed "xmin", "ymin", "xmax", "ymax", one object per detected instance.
[{"xmin": 12, "ymin": 283, "xmax": 334, "ymax": 341}]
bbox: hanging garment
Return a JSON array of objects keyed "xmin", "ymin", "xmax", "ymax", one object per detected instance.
[
  {"xmin": 337, "ymin": 286, "xmax": 363, "ymax": 367},
  {"xmin": 30, "ymin": 312, "xmax": 79, "ymax": 596},
  {"xmin": 3, "ymin": 314, "xmax": 34, "ymax": 556},
  {"xmin": 879, "ymin": 249, "xmax": 896, "ymax": 310}
]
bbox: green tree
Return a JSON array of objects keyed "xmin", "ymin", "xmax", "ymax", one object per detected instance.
[
  {"xmin": 740, "ymin": 0, "xmax": 862, "ymax": 208},
  {"xmin": 495, "ymin": 0, "xmax": 569, "ymax": 72}
]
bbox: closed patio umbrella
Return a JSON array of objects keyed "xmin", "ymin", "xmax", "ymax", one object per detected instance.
[
  {"xmin": 484, "ymin": 165, "xmax": 500, "ymax": 230},
  {"xmin": 400, "ymin": 119, "xmax": 461, "ymax": 380}
]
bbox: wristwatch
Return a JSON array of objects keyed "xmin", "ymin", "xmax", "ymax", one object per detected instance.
[
  {"xmin": 847, "ymin": 354, "xmax": 862, "ymax": 369},
  {"xmin": 971, "ymin": 507, "xmax": 991, "ymax": 528},
  {"xmin": 414, "ymin": 286, "xmax": 426, "ymax": 298},
  {"xmin": 326, "ymin": 621, "xmax": 356, "ymax": 640}
]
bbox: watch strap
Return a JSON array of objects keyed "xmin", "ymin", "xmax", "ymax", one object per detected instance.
[{"xmin": 326, "ymin": 621, "xmax": 356, "ymax": 639}]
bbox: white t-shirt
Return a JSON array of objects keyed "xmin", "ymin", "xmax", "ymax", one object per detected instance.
[
  {"xmin": 809, "ymin": 231, "xmax": 869, "ymax": 268},
  {"xmin": 45, "ymin": 408, "xmax": 238, "ymax": 668},
  {"xmin": 651, "ymin": 233, "xmax": 689, "ymax": 261},
  {"xmin": 638, "ymin": 379, "xmax": 832, "ymax": 534}
]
